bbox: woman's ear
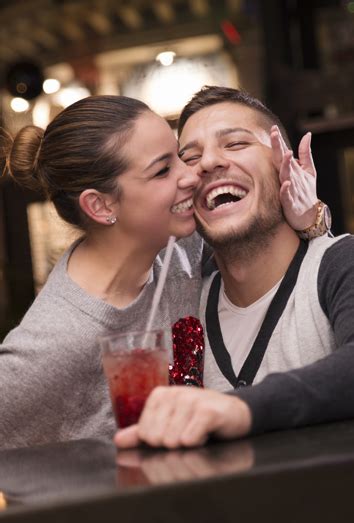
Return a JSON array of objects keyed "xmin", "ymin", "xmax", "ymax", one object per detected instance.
[{"xmin": 79, "ymin": 189, "xmax": 117, "ymax": 226}]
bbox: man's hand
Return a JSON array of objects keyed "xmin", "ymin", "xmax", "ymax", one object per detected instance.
[
  {"xmin": 271, "ymin": 125, "xmax": 318, "ymax": 231},
  {"xmin": 114, "ymin": 386, "xmax": 252, "ymax": 449}
]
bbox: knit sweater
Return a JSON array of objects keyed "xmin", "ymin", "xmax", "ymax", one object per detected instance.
[{"xmin": 0, "ymin": 233, "xmax": 204, "ymax": 449}]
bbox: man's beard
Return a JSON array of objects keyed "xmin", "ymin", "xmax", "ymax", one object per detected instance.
[{"xmin": 196, "ymin": 199, "xmax": 284, "ymax": 264}]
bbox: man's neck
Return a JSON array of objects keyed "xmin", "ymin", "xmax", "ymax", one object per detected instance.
[{"xmin": 214, "ymin": 225, "xmax": 300, "ymax": 308}]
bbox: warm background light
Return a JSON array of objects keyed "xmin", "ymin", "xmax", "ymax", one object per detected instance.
[
  {"xmin": 53, "ymin": 84, "xmax": 90, "ymax": 108},
  {"xmin": 10, "ymin": 97, "xmax": 29, "ymax": 112},
  {"xmin": 156, "ymin": 51, "xmax": 176, "ymax": 66},
  {"xmin": 43, "ymin": 78, "xmax": 61, "ymax": 94}
]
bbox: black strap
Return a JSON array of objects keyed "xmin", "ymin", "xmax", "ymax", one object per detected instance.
[{"xmin": 205, "ymin": 240, "xmax": 309, "ymax": 388}]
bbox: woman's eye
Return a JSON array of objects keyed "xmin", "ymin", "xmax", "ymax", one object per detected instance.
[{"xmin": 154, "ymin": 166, "xmax": 170, "ymax": 177}]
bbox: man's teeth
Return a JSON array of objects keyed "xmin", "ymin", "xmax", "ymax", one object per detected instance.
[
  {"xmin": 171, "ymin": 197, "xmax": 193, "ymax": 214},
  {"xmin": 206, "ymin": 185, "xmax": 247, "ymax": 210}
]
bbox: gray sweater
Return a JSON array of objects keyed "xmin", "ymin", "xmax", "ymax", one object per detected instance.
[{"xmin": 0, "ymin": 234, "xmax": 204, "ymax": 449}]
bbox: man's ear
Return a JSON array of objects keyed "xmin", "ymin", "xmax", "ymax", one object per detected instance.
[{"xmin": 79, "ymin": 189, "xmax": 117, "ymax": 225}]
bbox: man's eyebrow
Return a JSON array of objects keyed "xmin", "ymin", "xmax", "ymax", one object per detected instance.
[
  {"xmin": 179, "ymin": 128, "xmax": 254, "ymax": 157},
  {"xmin": 178, "ymin": 141, "xmax": 198, "ymax": 157},
  {"xmin": 144, "ymin": 153, "xmax": 172, "ymax": 171},
  {"xmin": 216, "ymin": 127, "xmax": 254, "ymax": 138}
]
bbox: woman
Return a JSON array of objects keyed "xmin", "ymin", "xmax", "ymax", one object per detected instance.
[{"xmin": 1, "ymin": 95, "xmax": 317, "ymax": 449}]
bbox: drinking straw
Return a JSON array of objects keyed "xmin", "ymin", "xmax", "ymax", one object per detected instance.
[{"xmin": 145, "ymin": 235, "xmax": 176, "ymax": 333}]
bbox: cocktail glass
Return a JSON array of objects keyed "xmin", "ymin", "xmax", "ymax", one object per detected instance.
[{"xmin": 100, "ymin": 329, "xmax": 170, "ymax": 428}]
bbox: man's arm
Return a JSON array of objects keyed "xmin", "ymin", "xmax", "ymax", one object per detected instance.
[
  {"xmin": 233, "ymin": 235, "xmax": 354, "ymax": 434},
  {"xmin": 233, "ymin": 343, "xmax": 354, "ymax": 434}
]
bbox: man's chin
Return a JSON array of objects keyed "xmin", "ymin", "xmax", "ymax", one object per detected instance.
[
  {"xmin": 195, "ymin": 212, "xmax": 284, "ymax": 251},
  {"xmin": 196, "ymin": 220, "xmax": 255, "ymax": 248}
]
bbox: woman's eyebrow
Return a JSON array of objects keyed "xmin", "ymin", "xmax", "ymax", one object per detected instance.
[{"xmin": 144, "ymin": 153, "xmax": 172, "ymax": 171}]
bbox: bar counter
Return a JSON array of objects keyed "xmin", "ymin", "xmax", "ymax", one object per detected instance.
[{"xmin": 1, "ymin": 420, "xmax": 354, "ymax": 522}]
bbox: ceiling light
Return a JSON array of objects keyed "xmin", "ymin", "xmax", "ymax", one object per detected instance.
[
  {"xmin": 53, "ymin": 85, "xmax": 90, "ymax": 108},
  {"xmin": 156, "ymin": 51, "xmax": 176, "ymax": 67},
  {"xmin": 10, "ymin": 97, "xmax": 30, "ymax": 112},
  {"xmin": 43, "ymin": 78, "xmax": 61, "ymax": 94}
]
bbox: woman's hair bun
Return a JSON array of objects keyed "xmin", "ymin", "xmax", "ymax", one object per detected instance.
[{"xmin": 6, "ymin": 125, "xmax": 45, "ymax": 192}]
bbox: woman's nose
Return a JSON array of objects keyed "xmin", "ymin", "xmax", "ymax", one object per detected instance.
[{"xmin": 177, "ymin": 161, "xmax": 199, "ymax": 189}]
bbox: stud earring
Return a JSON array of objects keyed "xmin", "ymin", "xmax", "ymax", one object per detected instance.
[{"xmin": 106, "ymin": 216, "xmax": 117, "ymax": 225}]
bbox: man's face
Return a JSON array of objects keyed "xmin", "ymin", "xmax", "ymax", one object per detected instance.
[{"xmin": 178, "ymin": 102, "xmax": 284, "ymax": 248}]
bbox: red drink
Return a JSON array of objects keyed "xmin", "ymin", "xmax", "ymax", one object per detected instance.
[{"xmin": 103, "ymin": 346, "xmax": 169, "ymax": 428}]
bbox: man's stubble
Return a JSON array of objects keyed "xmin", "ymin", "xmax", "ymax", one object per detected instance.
[{"xmin": 196, "ymin": 179, "xmax": 284, "ymax": 265}]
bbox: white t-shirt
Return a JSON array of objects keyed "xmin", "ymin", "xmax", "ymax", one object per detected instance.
[
  {"xmin": 203, "ymin": 273, "xmax": 282, "ymax": 391},
  {"xmin": 219, "ymin": 279, "xmax": 282, "ymax": 375}
]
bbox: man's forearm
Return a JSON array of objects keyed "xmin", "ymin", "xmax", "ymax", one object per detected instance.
[{"xmin": 231, "ymin": 343, "xmax": 354, "ymax": 434}]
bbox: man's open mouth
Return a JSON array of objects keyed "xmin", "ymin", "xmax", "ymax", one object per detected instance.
[
  {"xmin": 171, "ymin": 197, "xmax": 194, "ymax": 214},
  {"xmin": 205, "ymin": 185, "xmax": 247, "ymax": 210}
]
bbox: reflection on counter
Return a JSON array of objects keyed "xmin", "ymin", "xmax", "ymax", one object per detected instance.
[{"xmin": 1, "ymin": 421, "xmax": 354, "ymax": 513}]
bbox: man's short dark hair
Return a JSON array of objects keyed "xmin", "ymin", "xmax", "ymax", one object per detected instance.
[{"xmin": 178, "ymin": 85, "xmax": 290, "ymax": 147}]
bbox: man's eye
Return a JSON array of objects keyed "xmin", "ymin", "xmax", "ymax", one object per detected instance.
[
  {"xmin": 182, "ymin": 155, "xmax": 200, "ymax": 165},
  {"xmin": 155, "ymin": 166, "xmax": 170, "ymax": 177},
  {"xmin": 226, "ymin": 141, "xmax": 248, "ymax": 149}
]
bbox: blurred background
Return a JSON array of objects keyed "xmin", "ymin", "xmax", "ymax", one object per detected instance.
[{"xmin": 0, "ymin": 0, "xmax": 353, "ymax": 338}]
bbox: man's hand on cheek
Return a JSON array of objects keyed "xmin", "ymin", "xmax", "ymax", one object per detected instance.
[{"xmin": 114, "ymin": 386, "xmax": 252, "ymax": 450}]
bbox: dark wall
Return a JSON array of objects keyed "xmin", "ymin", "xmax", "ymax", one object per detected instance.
[
  {"xmin": 0, "ymin": 177, "xmax": 38, "ymax": 339},
  {"xmin": 260, "ymin": 0, "xmax": 353, "ymax": 235}
]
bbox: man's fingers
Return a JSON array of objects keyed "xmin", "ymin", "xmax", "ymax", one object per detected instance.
[
  {"xmin": 115, "ymin": 424, "xmax": 140, "ymax": 449},
  {"xmin": 138, "ymin": 387, "xmax": 174, "ymax": 447},
  {"xmin": 180, "ymin": 409, "xmax": 216, "ymax": 447},
  {"xmin": 157, "ymin": 400, "xmax": 194, "ymax": 448}
]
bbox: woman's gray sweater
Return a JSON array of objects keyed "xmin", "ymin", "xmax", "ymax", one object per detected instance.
[{"xmin": 0, "ymin": 234, "xmax": 204, "ymax": 449}]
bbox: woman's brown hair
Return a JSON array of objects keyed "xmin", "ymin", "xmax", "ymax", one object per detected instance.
[{"xmin": 4, "ymin": 95, "xmax": 150, "ymax": 229}]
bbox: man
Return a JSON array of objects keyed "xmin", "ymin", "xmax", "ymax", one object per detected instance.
[{"xmin": 115, "ymin": 87, "xmax": 354, "ymax": 449}]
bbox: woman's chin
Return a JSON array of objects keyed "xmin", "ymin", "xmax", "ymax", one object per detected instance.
[{"xmin": 172, "ymin": 221, "xmax": 197, "ymax": 240}]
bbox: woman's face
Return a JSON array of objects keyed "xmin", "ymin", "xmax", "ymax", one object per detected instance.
[{"xmin": 113, "ymin": 111, "xmax": 198, "ymax": 248}]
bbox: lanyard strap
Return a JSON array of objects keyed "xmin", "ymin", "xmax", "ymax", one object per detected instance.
[{"xmin": 205, "ymin": 241, "xmax": 308, "ymax": 388}]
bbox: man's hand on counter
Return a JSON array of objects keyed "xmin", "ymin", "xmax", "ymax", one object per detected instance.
[{"xmin": 114, "ymin": 386, "xmax": 252, "ymax": 449}]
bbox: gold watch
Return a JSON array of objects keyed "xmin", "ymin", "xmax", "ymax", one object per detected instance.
[{"xmin": 297, "ymin": 201, "xmax": 332, "ymax": 240}]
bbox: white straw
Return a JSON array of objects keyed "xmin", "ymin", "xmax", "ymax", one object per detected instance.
[{"xmin": 145, "ymin": 235, "xmax": 176, "ymax": 333}]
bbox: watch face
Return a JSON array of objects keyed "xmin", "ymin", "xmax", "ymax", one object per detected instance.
[{"xmin": 323, "ymin": 205, "xmax": 332, "ymax": 230}]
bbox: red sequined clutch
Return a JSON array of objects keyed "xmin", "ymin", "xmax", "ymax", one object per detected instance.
[{"xmin": 169, "ymin": 316, "xmax": 205, "ymax": 387}]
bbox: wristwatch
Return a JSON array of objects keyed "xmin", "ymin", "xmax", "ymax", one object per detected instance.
[{"xmin": 297, "ymin": 200, "xmax": 332, "ymax": 240}]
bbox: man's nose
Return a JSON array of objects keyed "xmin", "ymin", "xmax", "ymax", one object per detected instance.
[{"xmin": 197, "ymin": 148, "xmax": 230, "ymax": 177}]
